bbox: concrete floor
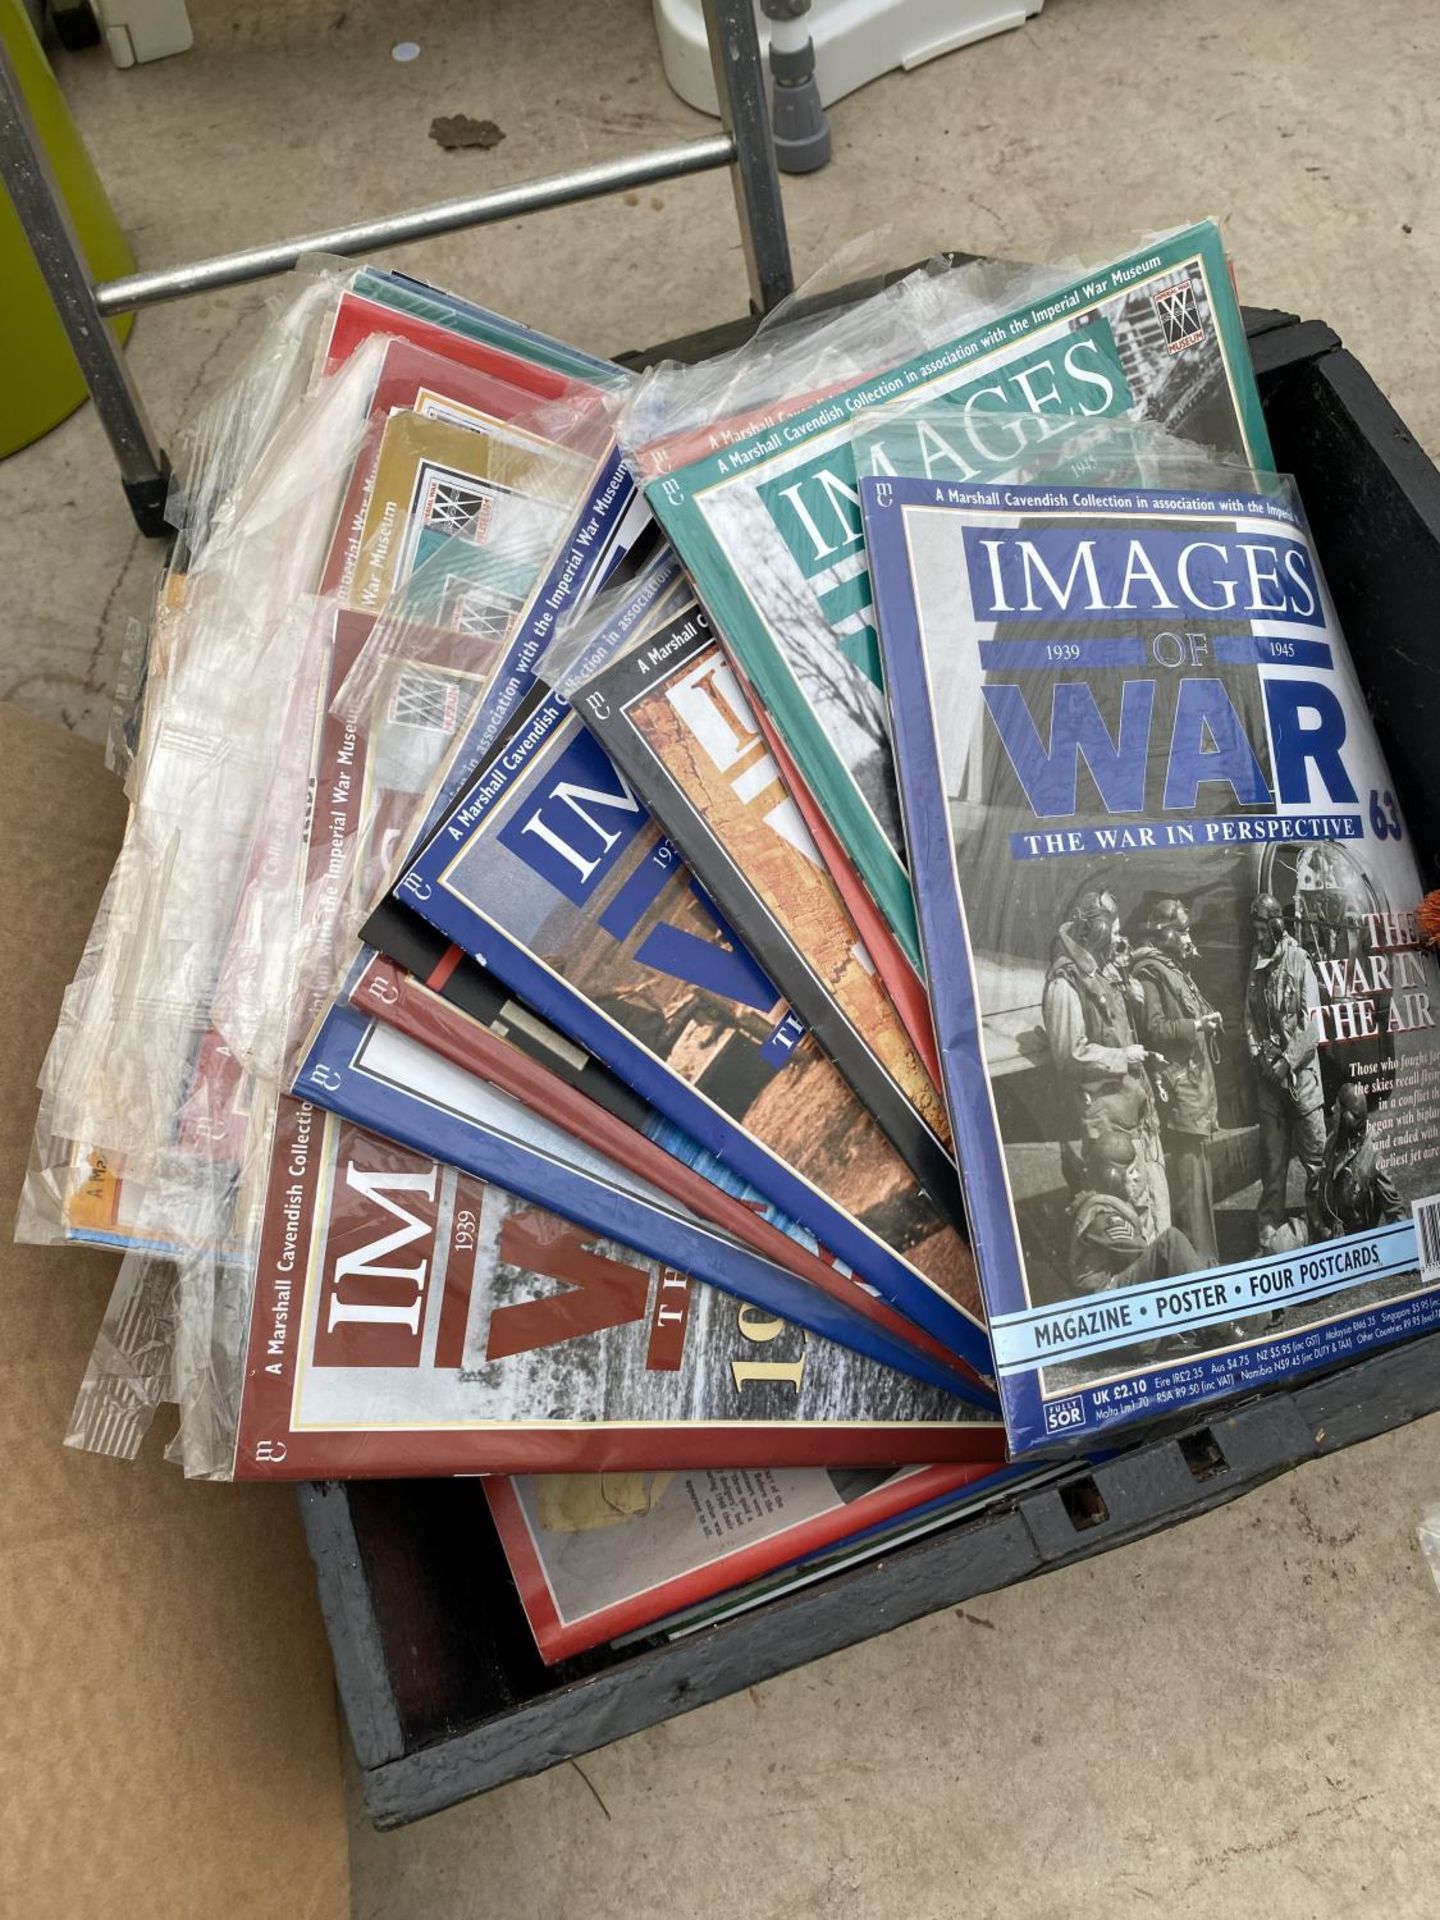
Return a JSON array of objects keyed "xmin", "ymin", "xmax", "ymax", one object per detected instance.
[
  {"xmin": 9, "ymin": 0, "xmax": 1440, "ymax": 1910},
  {"xmin": 350, "ymin": 1424, "xmax": 1440, "ymax": 1917}
]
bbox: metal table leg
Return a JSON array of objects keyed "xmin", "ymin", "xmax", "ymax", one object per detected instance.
[
  {"xmin": 2, "ymin": 6, "xmax": 792, "ymax": 530},
  {"xmin": 0, "ymin": 33, "xmax": 170, "ymax": 535},
  {"xmin": 704, "ymin": 0, "xmax": 794, "ymax": 313}
]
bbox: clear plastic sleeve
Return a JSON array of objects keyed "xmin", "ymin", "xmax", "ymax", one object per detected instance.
[
  {"xmin": 851, "ymin": 403, "xmax": 1264, "ymax": 492},
  {"xmin": 538, "ymin": 546, "xmax": 691, "ymax": 699},
  {"xmin": 617, "ymin": 248, "xmax": 1076, "ymax": 480},
  {"xmin": 31, "ymin": 280, "xmax": 622, "ymax": 1242},
  {"xmin": 29, "ymin": 263, "xmax": 677, "ymax": 1290},
  {"xmin": 326, "ymin": 381, "xmax": 617, "ymax": 724},
  {"xmin": 45, "ymin": 275, "xmax": 658, "ymax": 1475},
  {"xmin": 163, "ymin": 260, "xmax": 353, "ymax": 560},
  {"xmin": 64, "ymin": 1255, "xmax": 178, "ymax": 1461},
  {"xmin": 61, "ymin": 1074, "xmax": 270, "ymax": 1477}
]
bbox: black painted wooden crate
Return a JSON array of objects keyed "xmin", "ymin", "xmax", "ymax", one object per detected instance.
[{"xmin": 302, "ymin": 303, "xmax": 1440, "ymax": 1830}]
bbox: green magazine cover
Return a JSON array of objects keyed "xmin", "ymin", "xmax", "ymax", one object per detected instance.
[{"xmin": 639, "ymin": 223, "xmax": 1272, "ymax": 969}]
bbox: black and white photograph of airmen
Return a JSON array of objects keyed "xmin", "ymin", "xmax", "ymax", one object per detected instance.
[
  {"xmin": 1041, "ymin": 888, "xmax": 1170, "ymax": 1236},
  {"xmin": 1131, "ymin": 898, "xmax": 1224, "ymax": 1265},
  {"xmin": 1063, "ymin": 1130, "xmax": 1201, "ymax": 1360},
  {"xmin": 1035, "ymin": 862, "xmax": 1412, "ymax": 1384},
  {"xmin": 1044, "ymin": 888, "xmax": 1221, "ymax": 1364},
  {"xmin": 1245, "ymin": 891, "xmax": 1326, "ymax": 1255},
  {"xmin": 1308, "ymin": 1082, "xmax": 1408, "ymax": 1242}
]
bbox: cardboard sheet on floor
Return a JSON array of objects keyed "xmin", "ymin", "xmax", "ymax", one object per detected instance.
[{"xmin": 0, "ymin": 703, "xmax": 349, "ymax": 1920}]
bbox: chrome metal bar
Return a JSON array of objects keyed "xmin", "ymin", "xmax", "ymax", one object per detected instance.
[
  {"xmin": 0, "ymin": 32, "xmax": 169, "ymax": 529},
  {"xmin": 704, "ymin": 0, "xmax": 793, "ymax": 311},
  {"xmin": 93, "ymin": 134, "xmax": 738, "ymax": 317},
  {"xmin": 7, "ymin": 7, "xmax": 788, "ymax": 533}
]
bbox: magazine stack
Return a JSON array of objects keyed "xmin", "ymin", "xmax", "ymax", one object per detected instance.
[{"xmin": 23, "ymin": 224, "xmax": 1440, "ymax": 1664}]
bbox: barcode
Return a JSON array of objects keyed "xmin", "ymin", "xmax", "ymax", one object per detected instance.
[{"xmin": 1414, "ymin": 1197, "xmax": 1440, "ymax": 1278}]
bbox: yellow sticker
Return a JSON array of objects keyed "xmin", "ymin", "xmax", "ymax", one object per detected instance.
[
  {"xmin": 535, "ymin": 1472, "xmax": 674, "ymax": 1533},
  {"xmin": 66, "ymin": 1149, "xmax": 123, "ymax": 1233}
]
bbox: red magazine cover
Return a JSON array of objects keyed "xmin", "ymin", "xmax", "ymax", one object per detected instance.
[
  {"xmin": 322, "ymin": 289, "xmax": 588, "ymax": 399},
  {"xmin": 232, "ymin": 1096, "xmax": 1004, "ymax": 1477},
  {"xmin": 485, "ymin": 1460, "xmax": 999, "ymax": 1660}
]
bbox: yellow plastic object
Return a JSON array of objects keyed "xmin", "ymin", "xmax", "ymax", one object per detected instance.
[{"xmin": 0, "ymin": 0, "xmax": 135, "ymax": 458}]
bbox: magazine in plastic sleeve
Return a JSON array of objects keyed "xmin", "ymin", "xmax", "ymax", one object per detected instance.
[
  {"xmin": 634, "ymin": 222, "xmax": 1272, "ymax": 971},
  {"xmin": 349, "ymin": 267, "xmax": 628, "ymax": 388},
  {"xmin": 860, "ymin": 435, "xmax": 1440, "ymax": 1452}
]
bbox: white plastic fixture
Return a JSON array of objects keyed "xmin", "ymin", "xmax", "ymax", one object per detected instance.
[
  {"xmin": 91, "ymin": 0, "xmax": 193, "ymax": 68},
  {"xmin": 654, "ymin": 0, "xmax": 1046, "ymax": 118}
]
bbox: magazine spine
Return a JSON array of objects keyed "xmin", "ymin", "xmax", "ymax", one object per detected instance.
[
  {"xmin": 242, "ymin": 1418, "xmax": 1004, "ymax": 1484},
  {"xmin": 294, "ymin": 1003, "xmax": 986, "ymax": 1395},
  {"xmin": 348, "ymin": 951, "xmax": 990, "ymax": 1396}
]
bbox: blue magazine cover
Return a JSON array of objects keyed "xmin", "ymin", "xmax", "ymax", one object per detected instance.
[
  {"xmin": 861, "ymin": 466, "xmax": 1440, "ymax": 1454},
  {"xmin": 353, "ymin": 559, "xmax": 985, "ymax": 1387},
  {"xmin": 387, "ymin": 687, "xmax": 993, "ymax": 1375},
  {"xmin": 294, "ymin": 1002, "xmax": 980, "ymax": 1396}
]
